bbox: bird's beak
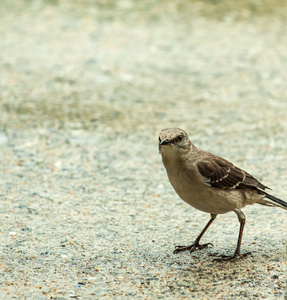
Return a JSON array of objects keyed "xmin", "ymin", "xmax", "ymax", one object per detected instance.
[{"xmin": 160, "ymin": 138, "xmax": 170, "ymax": 145}]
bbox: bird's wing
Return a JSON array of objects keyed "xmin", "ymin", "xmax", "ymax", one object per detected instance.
[{"xmin": 197, "ymin": 155, "xmax": 268, "ymax": 190}]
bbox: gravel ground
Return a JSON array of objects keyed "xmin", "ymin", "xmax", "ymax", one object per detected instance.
[{"xmin": 1, "ymin": 1, "xmax": 287, "ymax": 299}]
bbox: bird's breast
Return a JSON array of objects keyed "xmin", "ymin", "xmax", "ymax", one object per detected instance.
[{"xmin": 165, "ymin": 164, "xmax": 245, "ymax": 214}]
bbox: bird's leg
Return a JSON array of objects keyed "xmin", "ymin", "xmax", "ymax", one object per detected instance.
[
  {"xmin": 174, "ymin": 214, "xmax": 216, "ymax": 254},
  {"xmin": 213, "ymin": 209, "xmax": 251, "ymax": 262}
]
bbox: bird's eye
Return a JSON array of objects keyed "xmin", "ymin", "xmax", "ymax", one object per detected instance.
[{"xmin": 176, "ymin": 136, "xmax": 183, "ymax": 142}]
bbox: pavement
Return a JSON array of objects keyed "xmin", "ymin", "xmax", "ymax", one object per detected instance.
[{"xmin": 0, "ymin": 1, "xmax": 286, "ymax": 299}]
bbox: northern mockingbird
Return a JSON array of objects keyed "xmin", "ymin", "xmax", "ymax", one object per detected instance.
[{"xmin": 159, "ymin": 128, "xmax": 287, "ymax": 261}]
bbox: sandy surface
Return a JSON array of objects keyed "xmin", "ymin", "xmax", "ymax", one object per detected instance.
[{"xmin": 0, "ymin": 1, "xmax": 287, "ymax": 299}]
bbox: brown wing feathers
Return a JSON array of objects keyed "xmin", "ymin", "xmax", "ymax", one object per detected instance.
[{"xmin": 197, "ymin": 156, "xmax": 268, "ymax": 191}]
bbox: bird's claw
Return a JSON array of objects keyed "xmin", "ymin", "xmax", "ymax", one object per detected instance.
[
  {"xmin": 173, "ymin": 242, "xmax": 213, "ymax": 254},
  {"xmin": 213, "ymin": 251, "xmax": 252, "ymax": 262}
]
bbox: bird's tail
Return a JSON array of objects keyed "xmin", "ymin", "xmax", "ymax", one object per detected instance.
[{"xmin": 264, "ymin": 192, "xmax": 287, "ymax": 210}]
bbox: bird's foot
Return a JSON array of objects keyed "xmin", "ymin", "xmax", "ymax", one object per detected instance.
[
  {"xmin": 173, "ymin": 242, "xmax": 213, "ymax": 254},
  {"xmin": 213, "ymin": 251, "xmax": 251, "ymax": 262}
]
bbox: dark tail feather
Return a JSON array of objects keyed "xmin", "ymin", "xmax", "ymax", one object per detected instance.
[{"xmin": 264, "ymin": 192, "xmax": 287, "ymax": 210}]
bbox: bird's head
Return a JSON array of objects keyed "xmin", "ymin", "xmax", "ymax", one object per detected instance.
[{"xmin": 158, "ymin": 128, "xmax": 191, "ymax": 158}]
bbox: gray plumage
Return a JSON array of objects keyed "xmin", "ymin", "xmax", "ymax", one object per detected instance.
[{"xmin": 159, "ymin": 128, "xmax": 286, "ymax": 261}]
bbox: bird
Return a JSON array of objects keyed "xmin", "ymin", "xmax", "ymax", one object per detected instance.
[{"xmin": 158, "ymin": 128, "xmax": 287, "ymax": 261}]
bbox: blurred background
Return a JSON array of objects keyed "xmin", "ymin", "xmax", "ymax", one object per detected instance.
[{"xmin": 1, "ymin": 0, "xmax": 287, "ymax": 139}]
